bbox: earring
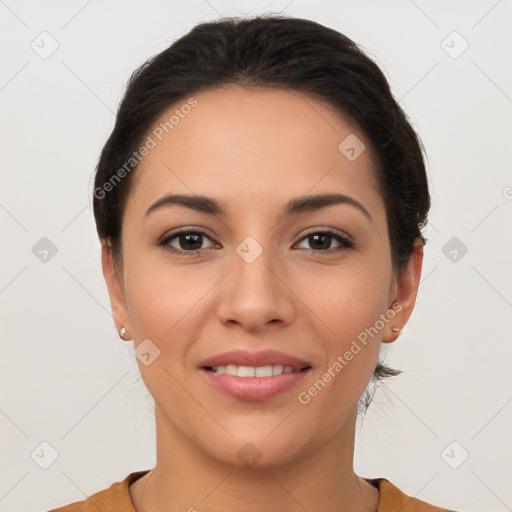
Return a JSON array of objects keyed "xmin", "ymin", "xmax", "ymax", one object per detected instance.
[
  {"xmin": 119, "ymin": 327, "xmax": 127, "ymax": 339},
  {"xmin": 391, "ymin": 327, "xmax": 402, "ymax": 336}
]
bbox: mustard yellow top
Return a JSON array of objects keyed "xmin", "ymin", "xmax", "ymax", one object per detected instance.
[{"xmin": 48, "ymin": 470, "xmax": 458, "ymax": 511}]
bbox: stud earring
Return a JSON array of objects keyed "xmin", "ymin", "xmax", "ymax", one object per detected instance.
[
  {"xmin": 119, "ymin": 327, "xmax": 128, "ymax": 339},
  {"xmin": 391, "ymin": 327, "xmax": 401, "ymax": 336}
]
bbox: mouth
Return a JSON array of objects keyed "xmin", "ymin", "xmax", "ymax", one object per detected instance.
[
  {"xmin": 203, "ymin": 364, "xmax": 311, "ymax": 376},
  {"xmin": 198, "ymin": 349, "xmax": 312, "ymax": 401}
]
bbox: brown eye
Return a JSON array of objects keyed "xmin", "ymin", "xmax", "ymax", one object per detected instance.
[
  {"xmin": 296, "ymin": 231, "xmax": 353, "ymax": 252},
  {"xmin": 159, "ymin": 230, "xmax": 214, "ymax": 254}
]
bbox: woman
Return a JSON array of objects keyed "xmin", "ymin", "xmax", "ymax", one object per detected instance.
[{"xmin": 49, "ymin": 14, "xmax": 459, "ymax": 512}]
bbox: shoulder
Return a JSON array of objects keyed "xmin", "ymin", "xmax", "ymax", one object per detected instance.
[
  {"xmin": 47, "ymin": 470, "xmax": 151, "ymax": 512},
  {"xmin": 368, "ymin": 477, "xmax": 460, "ymax": 512}
]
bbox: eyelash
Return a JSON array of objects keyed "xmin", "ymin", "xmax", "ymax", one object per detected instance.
[{"xmin": 157, "ymin": 228, "xmax": 354, "ymax": 256}]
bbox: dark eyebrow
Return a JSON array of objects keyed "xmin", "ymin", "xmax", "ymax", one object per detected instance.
[
  {"xmin": 285, "ymin": 193, "xmax": 372, "ymax": 222},
  {"xmin": 145, "ymin": 193, "xmax": 372, "ymax": 223}
]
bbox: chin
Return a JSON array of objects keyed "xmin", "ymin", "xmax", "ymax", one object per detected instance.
[{"xmin": 197, "ymin": 425, "xmax": 315, "ymax": 470}]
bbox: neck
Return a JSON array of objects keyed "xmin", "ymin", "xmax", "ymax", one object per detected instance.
[{"xmin": 132, "ymin": 406, "xmax": 379, "ymax": 512}]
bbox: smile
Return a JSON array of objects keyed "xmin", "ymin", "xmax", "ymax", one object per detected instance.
[
  {"xmin": 205, "ymin": 364, "xmax": 306, "ymax": 377},
  {"xmin": 199, "ymin": 349, "xmax": 312, "ymax": 400}
]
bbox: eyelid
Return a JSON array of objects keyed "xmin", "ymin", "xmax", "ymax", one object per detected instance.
[
  {"xmin": 158, "ymin": 226, "xmax": 354, "ymax": 255},
  {"xmin": 294, "ymin": 228, "xmax": 354, "ymax": 253},
  {"xmin": 158, "ymin": 226, "xmax": 353, "ymax": 243},
  {"xmin": 298, "ymin": 226, "xmax": 354, "ymax": 242},
  {"xmin": 157, "ymin": 226, "xmax": 213, "ymax": 244},
  {"xmin": 157, "ymin": 227, "xmax": 217, "ymax": 253}
]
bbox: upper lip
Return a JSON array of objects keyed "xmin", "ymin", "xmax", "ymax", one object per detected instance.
[{"xmin": 199, "ymin": 349, "xmax": 311, "ymax": 370}]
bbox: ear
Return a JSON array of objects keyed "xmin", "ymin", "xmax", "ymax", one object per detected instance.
[
  {"xmin": 101, "ymin": 240, "xmax": 132, "ymax": 339},
  {"xmin": 383, "ymin": 237, "xmax": 424, "ymax": 343}
]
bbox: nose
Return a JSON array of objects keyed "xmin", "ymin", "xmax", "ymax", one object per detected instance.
[{"xmin": 215, "ymin": 240, "xmax": 295, "ymax": 334}]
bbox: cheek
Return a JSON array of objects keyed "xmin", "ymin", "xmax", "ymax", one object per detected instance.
[
  {"xmin": 122, "ymin": 249, "xmax": 199, "ymax": 334},
  {"xmin": 302, "ymin": 258, "xmax": 391, "ymax": 338},
  {"xmin": 295, "ymin": 277, "xmax": 384, "ymax": 430},
  {"xmin": 298, "ymin": 258, "xmax": 390, "ymax": 395},
  {"xmin": 125, "ymin": 272, "xmax": 170, "ymax": 336}
]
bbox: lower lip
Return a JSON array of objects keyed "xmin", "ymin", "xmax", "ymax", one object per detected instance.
[{"xmin": 200, "ymin": 368, "xmax": 311, "ymax": 401}]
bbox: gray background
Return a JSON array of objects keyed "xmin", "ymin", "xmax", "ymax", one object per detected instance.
[{"xmin": 1, "ymin": 1, "xmax": 511, "ymax": 511}]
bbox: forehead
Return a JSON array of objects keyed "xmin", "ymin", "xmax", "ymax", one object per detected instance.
[{"xmin": 126, "ymin": 85, "xmax": 382, "ymax": 218}]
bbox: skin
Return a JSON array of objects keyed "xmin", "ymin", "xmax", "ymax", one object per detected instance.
[{"xmin": 101, "ymin": 84, "xmax": 423, "ymax": 512}]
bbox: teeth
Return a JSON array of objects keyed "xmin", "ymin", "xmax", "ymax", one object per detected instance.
[
  {"xmin": 272, "ymin": 364, "xmax": 284, "ymax": 375},
  {"xmin": 255, "ymin": 365, "xmax": 273, "ymax": 377},
  {"xmin": 238, "ymin": 365, "xmax": 255, "ymax": 377},
  {"xmin": 226, "ymin": 364, "xmax": 237, "ymax": 376},
  {"xmin": 210, "ymin": 364, "xmax": 298, "ymax": 376}
]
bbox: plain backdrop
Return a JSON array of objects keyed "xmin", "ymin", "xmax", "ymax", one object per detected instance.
[{"xmin": 1, "ymin": 1, "xmax": 511, "ymax": 511}]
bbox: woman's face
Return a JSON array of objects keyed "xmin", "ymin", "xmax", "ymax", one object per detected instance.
[{"xmin": 103, "ymin": 85, "xmax": 421, "ymax": 468}]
